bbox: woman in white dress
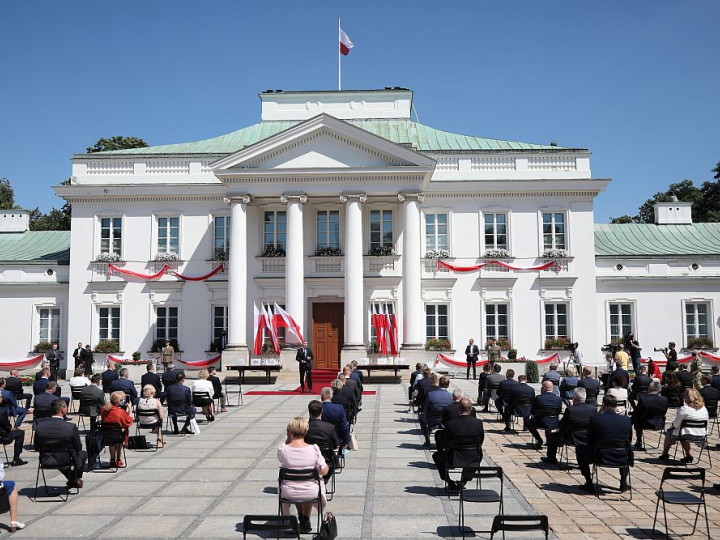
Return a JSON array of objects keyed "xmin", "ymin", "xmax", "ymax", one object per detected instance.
[{"xmin": 192, "ymin": 370, "xmax": 216, "ymax": 422}]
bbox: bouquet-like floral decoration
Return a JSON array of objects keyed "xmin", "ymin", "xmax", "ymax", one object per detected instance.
[
  {"xmin": 484, "ymin": 248, "xmax": 511, "ymax": 258},
  {"xmin": 541, "ymin": 248, "xmax": 569, "ymax": 259},
  {"xmin": 368, "ymin": 246, "xmax": 395, "ymax": 256},
  {"xmin": 213, "ymin": 251, "xmax": 229, "ymax": 261},
  {"xmin": 425, "ymin": 249, "xmax": 450, "ymax": 259},
  {"xmin": 315, "ymin": 247, "xmax": 342, "ymax": 256},
  {"xmin": 154, "ymin": 252, "xmax": 180, "ymax": 262},
  {"xmin": 96, "ymin": 252, "xmax": 122, "ymax": 262}
]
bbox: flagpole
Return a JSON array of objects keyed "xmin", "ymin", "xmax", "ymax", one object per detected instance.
[{"xmin": 338, "ymin": 16, "xmax": 341, "ymax": 91}]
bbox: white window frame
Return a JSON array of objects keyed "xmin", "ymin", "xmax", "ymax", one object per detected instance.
[
  {"xmin": 213, "ymin": 215, "xmax": 231, "ymax": 257},
  {"xmin": 263, "ymin": 209, "xmax": 287, "ymax": 251},
  {"xmin": 422, "ymin": 210, "xmax": 450, "ymax": 253},
  {"xmin": 484, "ymin": 303, "xmax": 510, "ymax": 342},
  {"xmin": 543, "ymin": 302, "xmax": 570, "ymax": 341},
  {"xmin": 539, "ymin": 209, "xmax": 568, "ymax": 252},
  {"xmin": 481, "ymin": 212, "xmax": 509, "ymax": 252},
  {"xmin": 683, "ymin": 300, "xmax": 713, "ymax": 343},
  {"xmin": 211, "ymin": 305, "xmax": 228, "ymax": 347},
  {"xmin": 98, "ymin": 216, "xmax": 123, "ymax": 257},
  {"xmin": 369, "ymin": 208, "xmax": 394, "ymax": 250},
  {"xmin": 98, "ymin": 305, "xmax": 121, "ymax": 345},
  {"xmin": 156, "ymin": 215, "xmax": 181, "ymax": 256},
  {"xmin": 155, "ymin": 305, "xmax": 179, "ymax": 343},
  {"xmin": 38, "ymin": 306, "xmax": 62, "ymax": 345},
  {"xmin": 316, "ymin": 209, "xmax": 341, "ymax": 251},
  {"xmin": 425, "ymin": 303, "xmax": 450, "ymax": 342},
  {"xmin": 607, "ymin": 301, "xmax": 635, "ymax": 342}
]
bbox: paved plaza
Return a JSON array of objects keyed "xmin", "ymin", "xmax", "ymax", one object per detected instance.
[{"xmin": 2, "ymin": 375, "xmax": 719, "ymax": 539}]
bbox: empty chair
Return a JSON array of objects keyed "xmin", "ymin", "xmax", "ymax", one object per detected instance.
[
  {"xmin": 242, "ymin": 515, "xmax": 299, "ymax": 539},
  {"xmin": 458, "ymin": 467, "xmax": 504, "ymax": 539},
  {"xmin": 652, "ymin": 467, "xmax": 710, "ymax": 538},
  {"xmin": 489, "ymin": 515, "xmax": 549, "ymax": 540}
]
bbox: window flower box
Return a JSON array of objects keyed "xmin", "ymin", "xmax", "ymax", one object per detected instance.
[
  {"xmin": 314, "ymin": 247, "xmax": 342, "ymax": 257},
  {"xmin": 484, "ymin": 248, "xmax": 511, "ymax": 259},
  {"xmin": 153, "ymin": 252, "xmax": 180, "ymax": 262},
  {"xmin": 260, "ymin": 246, "xmax": 286, "ymax": 257},
  {"xmin": 425, "ymin": 338, "xmax": 452, "ymax": 351},
  {"xmin": 485, "ymin": 337, "xmax": 512, "ymax": 351},
  {"xmin": 543, "ymin": 337, "xmax": 571, "ymax": 350},
  {"xmin": 95, "ymin": 252, "xmax": 122, "ymax": 263},
  {"xmin": 368, "ymin": 246, "xmax": 395, "ymax": 256},
  {"xmin": 686, "ymin": 337, "xmax": 714, "ymax": 350}
]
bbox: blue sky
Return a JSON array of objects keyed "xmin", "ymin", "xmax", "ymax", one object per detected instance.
[{"xmin": 1, "ymin": 1, "xmax": 718, "ymax": 222}]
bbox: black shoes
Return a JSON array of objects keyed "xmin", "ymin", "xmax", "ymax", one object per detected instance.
[
  {"xmin": 681, "ymin": 455, "xmax": 694, "ymax": 464},
  {"xmin": 579, "ymin": 482, "xmax": 595, "ymax": 493},
  {"xmin": 619, "ymin": 482, "xmax": 629, "ymax": 492},
  {"xmin": 540, "ymin": 457, "xmax": 558, "ymax": 465},
  {"xmin": 298, "ymin": 514, "xmax": 312, "ymax": 533},
  {"xmin": 633, "ymin": 443, "xmax": 644, "ymax": 451},
  {"xmin": 659, "ymin": 453, "xmax": 670, "ymax": 461},
  {"xmin": 9, "ymin": 458, "xmax": 27, "ymax": 467},
  {"xmin": 530, "ymin": 440, "xmax": 543, "ymax": 450}
]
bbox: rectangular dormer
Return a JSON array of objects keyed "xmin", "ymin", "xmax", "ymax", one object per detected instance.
[
  {"xmin": 0, "ymin": 210, "xmax": 29, "ymax": 233},
  {"xmin": 259, "ymin": 88, "xmax": 413, "ymax": 121},
  {"xmin": 654, "ymin": 197, "xmax": 693, "ymax": 225}
]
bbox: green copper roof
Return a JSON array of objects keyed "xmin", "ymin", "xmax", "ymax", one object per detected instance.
[
  {"xmin": 595, "ymin": 223, "xmax": 720, "ymax": 258},
  {"xmin": 0, "ymin": 231, "xmax": 71, "ymax": 264},
  {"xmin": 97, "ymin": 119, "xmax": 570, "ymax": 155}
]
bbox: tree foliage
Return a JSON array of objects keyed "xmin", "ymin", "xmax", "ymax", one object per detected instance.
[
  {"xmin": 87, "ymin": 136, "xmax": 148, "ymax": 153},
  {"xmin": 0, "ymin": 178, "xmax": 17, "ymax": 210}
]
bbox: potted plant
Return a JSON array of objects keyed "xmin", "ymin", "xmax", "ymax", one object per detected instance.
[
  {"xmin": 260, "ymin": 246, "xmax": 286, "ymax": 257},
  {"xmin": 544, "ymin": 337, "xmax": 571, "ymax": 350},
  {"xmin": 526, "ymin": 361, "xmax": 540, "ymax": 383},
  {"xmin": 315, "ymin": 247, "xmax": 342, "ymax": 256},
  {"xmin": 687, "ymin": 336, "xmax": 714, "ymax": 349},
  {"xmin": 95, "ymin": 252, "xmax": 122, "ymax": 262},
  {"xmin": 368, "ymin": 246, "xmax": 395, "ymax": 256},
  {"xmin": 425, "ymin": 249, "xmax": 449, "ymax": 260},
  {"xmin": 94, "ymin": 340, "xmax": 120, "ymax": 354},
  {"xmin": 132, "ymin": 351, "xmax": 142, "ymax": 361},
  {"xmin": 507, "ymin": 348, "xmax": 517, "ymax": 360},
  {"xmin": 424, "ymin": 338, "xmax": 452, "ymax": 351},
  {"xmin": 32, "ymin": 341, "xmax": 55, "ymax": 353}
]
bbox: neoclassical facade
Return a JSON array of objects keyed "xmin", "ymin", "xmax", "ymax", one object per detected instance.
[{"xmin": 2, "ymin": 88, "xmax": 719, "ymax": 373}]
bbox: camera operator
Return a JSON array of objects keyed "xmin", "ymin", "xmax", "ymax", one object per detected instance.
[
  {"xmin": 626, "ymin": 334, "xmax": 642, "ymax": 374},
  {"xmin": 663, "ymin": 342, "xmax": 678, "ymax": 371}
]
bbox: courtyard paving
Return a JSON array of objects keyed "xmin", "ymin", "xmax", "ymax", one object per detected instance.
[{"xmin": 2, "ymin": 375, "xmax": 718, "ymax": 539}]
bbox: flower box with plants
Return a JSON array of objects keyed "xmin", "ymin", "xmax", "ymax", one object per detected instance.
[
  {"xmin": 32, "ymin": 341, "xmax": 55, "ymax": 353},
  {"xmin": 260, "ymin": 246, "xmax": 286, "ymax": 258},
  {"xmin": 113, "ymin": 359, "xmax": 152, "ymax": 367},
  {"xmin": 543, "ymin": 337, "xmax": 571, "ymax": 350},
  {"xmin": 212, "ymin": 251, "xmax": 229, "ymax": 262},
  {"xmin": 18, "ymin": 376, "xmax": 33, "ymax": 387},
  {"xmin": 424, "ymin": 338, "xmax": 452, "ymax": 351},
  {"xmin": 153, "ymin": 252, "xmax": 180, "ymax": 262},
  {"xmin": 541, "ymin": 248, "xmax": 570, "ymax": 259},
  {"xmin": 314, "ymin": 247, "xmax": 342, "ymax": 257},
  {"xmin": 686, "ymin": 336, "xmax": 714, "ymax": 350},
  {"xmin": 94, "ymin": 340, "xmax": 120, "ymax": 354},
  {"xmin": 95, "ymin": 252, "xmax": 122, "ymax": 263},
  {"xmin": 485, "ymin": 337, "xmax": 512, "ymax": 351},
  {"xmin": 424, "ymin": 249, "xmax": 450, "ymax": 260},
  {"xmin": 483, "ymin": 248, "xmax": 511, "ymax": 259},
  {"xmin": 367, "ymin": 246, "xmax": 395, "ymax": 256}
]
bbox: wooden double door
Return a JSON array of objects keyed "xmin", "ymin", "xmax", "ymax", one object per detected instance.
[{"xmin": 312, "ymin": 303, "xmax": 344, "ymax": 370}]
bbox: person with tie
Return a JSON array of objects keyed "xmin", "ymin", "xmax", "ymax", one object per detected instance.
[
  {"xmin": 45, "ymin": 343, "xmax": 61, "ymax": 381},
  {"xmin": 216, "ymin": 330, "xmax": 228, "ymax": 351},
  {"xmin": 72, "ymin": 342, "xmax": 84, "ymax": 370},
  {"xmin": 296, "ymin": 341, "xmax": 314, "ymax": 393},
  {"xmin": 464, "ymin": 338, "xmax": 479, "ymax": 380}
]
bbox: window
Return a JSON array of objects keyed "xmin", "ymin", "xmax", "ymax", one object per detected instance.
[
  {"xmin": 100, "ymin": 217, "xmax": 122, "ymax": 256},
  {"xmin": 370, "ymin": 210, "xmax": 393, "ymax": 249},
  {"xmin": 425, "ymin": 213, "xmax": 448, "ymax": 252},
  {"xmin": 264, "ymin": 211, "xmax": 287, "ymax": 251},
  {"xmin": 99, "ymin": 307, "xmax": 120, "ymax": 343},
  {"xmin": 685, "ymin": 302, "xmax": 709, "ymax": 339},
  {"xmin": 317, "ymin": 210, "xmax": 340, "ymax": 250},
  {"xmin": 158, "ymin": 217, "xmax": 180, "ymax": 254},
  {"xmin": 214, "ymin": 216, "xmax": 231, "ymax": 256},
  {"xmin": 542, "ymin": 212, "xmax": 566, "ymax": 250},
  {"xmin": 544, "ymin": 303, "xmax": 568, "ymax": 340},
  {"xmin": 39, "ymin": 308, "xmax": 61, "ymax": 344},
  {"xmin": 156, "ymin": 306, "xmax": 179, "ymax": 342},
  {"xmin": 212, "ymin": 305, "xmax": 228, "ymax": 344},
  {"xmin": 609, "ymin": 303, "xmax": 633, "ymax": 341},
  {"xmin": 484, "ymin": 213, "xmax": 507, "ymax": 250},
  {"xmin": 426, "ymin": 304, "xmax": 449, "ymax": 341},
  {"xmin": 485, "ymin": 304, "xmax": 509, "ymax": 340}
]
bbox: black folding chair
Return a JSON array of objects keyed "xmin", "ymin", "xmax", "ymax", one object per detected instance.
[
  {"xmin": 708, "ymin": 402, "xmax": 719, "ymax": 436},
  {"xmin": 192, "ymin": 391, "xmax": 214, "ymax": 418},
  {"xmin": 671, "ymin": 419, "xmax": 711, "ymax": 466},
  {"xmin": 509, "ymin": 398, "xmax": 533, "ymax": 433},
  {"xmin": 559, "ymin": 430, "xmax": 587, "ymax": 471},
  {"xmin": 486, "ymin": 380, "xmax": 501, "ymax": 414},
  {"xmin": 278, "ymin": 467, "xmax": 323, "ymax": 535},
  {"xmin": 591, "ymin": 439, "xmax": 633, "ymax": 501},
  {"xmin": 242, "ymin": 515, "xmax": 299, "ymax": 539},
  {"xmin": 636, "ymin": 414, "xmax": 666, "ymax": 450},
  {"xmin": 93, "ymin": 421, "xmax": 127, "ymax": 472},
  {"xmin": 459, "ymin": 466, "xmax": 503, "ymax": 538},
  {"xmin": 134, "ymin": 408, "xmax": 162, "ymax": 452},
  {"xmin": 314, "ymin": 440, "xmax": 337, "ymax": 501},
  {"xmin": 69, "ymin": 386, "xmax": 84, "ymax": 414},
  {"xmin": 652, "ymin": 467, "xmax": 710, "ymax": 538},
  {"xmin": 615, "ymin": 399, "xmax": 628, "ymax": 416},
  {"xmin": 33, "ymin": 444, "xmax": 79, "ymax": 502},
  {"xmin": 30, "ymin": 408, "xmax": 52, "ymax": 450},
  {"xmin": 489, "ymin": 515, "xmax": 549, "ymax": 540},
  {"xmin": 224, "ymin": 375, "xmax": 244, "ymax": 407},
  {"xmin": 444, "ymin": 439, "xmax": 482, "ymax": 497}
]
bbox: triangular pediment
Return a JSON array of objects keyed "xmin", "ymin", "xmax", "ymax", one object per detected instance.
[{"xmin": 211, "ymin": 114, "xmax": 435, "ymax": 172}]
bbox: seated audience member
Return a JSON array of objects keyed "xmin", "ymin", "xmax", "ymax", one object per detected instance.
[
  {"xmin": 442, "ymin": 389, "xmax": 477, "ymax": 427},
  {"xmin": 162, "ymin": 364, "xmax": 182, "ymax": 391},
  {"xmin": 166, "ymin": 372, "xmax": 196, "ymax": 434},
  {"xmin": 81, "ymin": 344, "xmax": 95, "ymax": 376},
  {"xmin": 100, "ymin": 391, "xmax": 133, "ymax": 468},
  {"xmin": 110, "ymin": 368, "xmax": 139, "ymax": 409},
  {"xmin": 662, "ymin": 361, "xmax": 678, "ymax": 387},
  {"xmin": 659, "ymin": 388, "xmax": 708, "ymax": 463},
  {"xmin": 35, "ymin": 381, "xmax": 69, "ymax": 412},
  {"xmin": 647, "ymin": 357, "xmax": 662, "ymax": 381},
  {"xmin": 503, "ymin": 375, "xmax": 535, "ymax": 432},
  {"xmin": 409, "ymin": 363, "xmax": 423, "ymax": 409},
  {"xmin": 414, "ymin": 366, "xmax": 434, "ymax": 410},
  {"xmin": 699, "ymin": 375, "xmax": 720, "ymax": 419},
  {"xmin": 338, "ymin": 373, "xmax": 359, "ymax": 411},
  {"xmin": 277, "ymin": 417, "xmax": 329, "ymax": 534},
  {"xmin": 305, "ymin": 400, "xmax": 339, "ymax": 477},
  {"xmin": 207, "ymin": 366, "xmax": 227, "ymax": 412},
  {"xmin": 560, "ymin": 366, "xmax": 579, "ymax": 407},
  {"xmin": 577, "ymin": 367, "xmax": 600, "ymax": 406},
  {"xmin": 526, "ymin": 381, "xmax": 562, "ymax": 449},
  {"xmin": 101, "ymin": 362, "xmax": 119, "ymax": 394},
  {"xmin": 68, "ymin": 368, "xmax": 90, "ymax": 389},
  {"xmin": 420, "ymin": 376, "xmax": 453, "ymax": 447},
  {"xmin": 140, "ymin": 363, "xmax": 164, "ymax": 402},
  {"xmin": 629, "ymin": 365, "xmax": 652, "ymax": 408},
  {"xmin": 607, "ymin": 375, "xmax": 629, "ymax": 415},
  {"xmin": 34, "ymin": 399, "xmax": 87, "ymax": 489},
  {"xmin": 576, "ymin": 394, "xmax": 633, "ymax": 493},
  {"xmin": 541, "ymin": 388, "xmax": 596, "ymax": 465},
  {"xmin": 0, "ymin": 461, "xmax": 24, "ymax": 531},
  {"xmin": 484, "ymin": 364, "xmax": 505, "ymax": 411},
  {"xmin": 33, "ymin": 368, "xmax": 61, "ymax": 397},
  {"xmin": 612, "ymin": 361, "xmax": 630, "ymax": 389},
  {"xmin": 541, "ymin": 363, "xmax": 562, "ymax": 396},
  {"xmin": 34, "ymin": 361, "xmax": 52, "ymax": 382},
  {"xmin": 711, "ymin": 365, "xmax": 720, "ymax": 391},
  {"xmin": 631, "ymin": 381, "xmax": 668, "ymax": 450},
  {"xmin": 0, "ymin": 397, "xmax": 27, "ymax": 466},
  {"xmin": 477, "ymin": 363, "xmax": 492, "ymax": 406},
  {"xmin": 192, "ymin": 370, "xmax": 216, "ymax": 422},
  {"xmin": 495, "ymin": 369, "xmax": 518, "ymax": 416},
  {"xmin": 79, "ymin": 374, "xmax": 106, "ymax": 431},
  {"xmin": 137, "ymin": 384, "xmax": 164, "ymax": 448},
  {"xmin": 431, "ymin": 398, "xmax": 484, "ymax": 493},
  {"xmin": 350, "ymin": 360, "xmax": 364, "ymax": 386},
  {"xmin": 677, "ymin": 364, "xmax": 693, "ymax": 389},
  {"xmin": 330, "ymin": 379, "xmax": 354, "ymax": 423},
  {"xmin": 662, "ymin": 372, "xmax": 684, "ymax": 408},
  {"xmin": 0, "ymin": 378, "xmax": 27, "ymax": 429},
  {"xmin": 5, "ymin": 370, "xmax": 32, "ymax": 410},
  {"xmin": 320, "ymin": 387, "xmax": 350, "ymax": 449}
]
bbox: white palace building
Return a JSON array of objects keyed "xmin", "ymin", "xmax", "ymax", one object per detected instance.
[{"xmin": 2, "ymin": 88, "xmax": 720, "ymax": 375}]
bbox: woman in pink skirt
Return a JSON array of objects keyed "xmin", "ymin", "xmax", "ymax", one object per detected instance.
[{"xmin": 277, "ymin": 417, "xmax": 329, "ymax": 532}]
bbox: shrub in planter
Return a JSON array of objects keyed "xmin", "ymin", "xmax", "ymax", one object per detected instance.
[
  {"xmin": 150, "ymin": 338, "xmax": 180, "ymax": 353},
  {"xmin": 687, "ymin": 336, "xmax": 714, "ymax": 349},
  {"xmin": 213, "ymin": 250, "xmax": 229, "ymax": 261},
  {"xmin": 424, "ymin": 338, "xmax": 452, "ymax": 351},
  {"xmin": 315, "ymin": 247, "xmax": 342, "ymax": 256},
  {"xmin": 526, "ymin": 361, "xmax": 540, "ymax": 383},
  {"xmin": 33, "ymin": 341, "xmax": 55, "ymax": 353},
  {"xmin": 261, "ymin": 246, "xmax": 286, "ymax": 257},
  {"xmin": 544, "ymin": 337, "xmax": 571, "ymax": 350},
  {"xmin": 368, "ymin": 246, "xmax": 395, "ymax": 256},
  {"xmin": 132, "ymin": 351, "xmax": 142, "ymax": 361},
  {"xmin": 19, "ymin": 376, "xmax": 33, "ymax": 387},
  {"xmin": 94, "ymin": 340, "xmax": 120, "ymax": 353},
  {"xmin": 541, "ymin": 248, "xmax": 569, "ymax": 259},
  {"xmin": 507, "ymin": 348, "xmax": 518, "ymax": 360}
]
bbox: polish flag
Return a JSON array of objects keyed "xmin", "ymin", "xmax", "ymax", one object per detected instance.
[
  {"xmin": 371, "ymin": 304, "xmax": 384, "ymax": 352},
  {"xmin": 253, "ymin": 304, "xmax": 265, "ymax": 355},
  {"xmin": 272, "ymin": 303, "xmax": 303, "ymax": 344},
  {"xmin": 385, "ymin": 310, "xmax": 399, "ymax": 356},
  {"xmin": 262, "ymin": 303, "xmax": 280, "ymax": 354},
  {"xmin": 339, "ymin": 27, "xmax": 354, "ymax": 56}
]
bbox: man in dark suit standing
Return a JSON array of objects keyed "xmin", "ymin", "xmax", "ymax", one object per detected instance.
[
  {"xmin": 320, "ymin": 387, "xmax": 350, "ymax": 449},
  {"xmin": 503, "ymin": 375, "xmax": 535, "ymax": 432},
  {"xmin": 141, "ymin": 363, "xmax": 164, "ymax": 402},
  {"xmin": 296, "ymin": 341, "xmax": 314, "ymax": 393},
  {"xmin": 432, "ymin": 398, "xmax": 484, "ymax": 492},
  {"xmin": 101, "ymin": 362, "xmax": 119, "ymax": 394},
  {"xmin": 34, "ymin": 399, "xmax": 87, "ymax": 488},
  {"xmin": 110, "ymin": 367, "xmax": 139, "ymax": 407},
  {"xmin": 526, "ymin": 381, "xmax": 562, "ymax": 449},
  {"xmin": 81, "ymin": 345, "xmax": 94, "ymax": 376},
  {"xmin": 72, "ymin": 342, "xmax": 84, "ymax": 370},
  {"xmin": 631, "ymin": 381, "xmax": 669, "ymax": 450},
  {"xmin": 215, "ymin": 330, "xmax": 228, "ymax": 352},
  {"xmin": 495, "ymin": 369, "xmax": 518, "ymax": 417},
  {"xmin": 465, "ymin": 338, "xmax": 479, "ymax": 380},
  {"xmin": 6, "ymin": 369, "xmax": 32, "ymax": 409},
  {"xmin": 629, "ymin": 365, "xmax": 653, "ymax": 408},
  {"xmin": 45, "ymin": 343, "xmax": 61, "ymax": 381},
  {"xmin": 79, "ymin": 374, "xmax": 106, "ymax": 431},
  {"xmin": 541, "ymin": 388, "xmax": 597, "ymax": 464},
  {"xmin": 577, "ymin": 367, "xmax": 600, "ymax": 406},
  {"xmin": 576, "ymin": 394, "xmax": 633, "ymax": 493},
  {"xmin": 166, "ymin": 372, "xmax": 195, "ymax": 434}
]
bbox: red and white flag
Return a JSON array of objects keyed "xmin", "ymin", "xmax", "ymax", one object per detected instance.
[
  {"xmin": 339, "ymin": 27, "xmax": 354, "ymax": 56},
  {"xmin": 262, "ymin": 303, "xmax": 280, "ymax": 354},
  {"xmin": 371, "ymin": 304, "xmax": 384, "ymax": 353},
  {"xmin": 253, "ymin": 303, "xmax": 265, "ymax": 355},
  {"xmin": 272, "ymin": 302, "xmax": 303, "ymax": 345},
  {"xmin": 385, "ymin": 309, "xmax": 399, "ymax": 356}
]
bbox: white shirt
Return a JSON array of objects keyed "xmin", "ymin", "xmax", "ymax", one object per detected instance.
[
  {"xmin": 608, "ymin": 387, "xmax": 629, "ymax": 414},
  {"xmin": 192, "ymin": 379, "xmax": 214, "ymax": 397},
  {"xmin": 69, "ymin": 376, "xmax": 90, "ymax": 387},
  {"xmin": 672, "ymin": 405, "xmax": 709, "ymax": 437}
]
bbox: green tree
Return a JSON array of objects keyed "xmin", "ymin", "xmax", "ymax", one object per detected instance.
[
  {"xmin": 0, "ymin": 177, "xmax": 17, "ymax": 210},
  {"xmin": 610, "ymin": 215, "xmax": 635, "ymax": 224},
  {"xmin": 713, "ymin": 160, "xmax": 720, "ymax": 181},
  {"xmin": 635, "ymin": 179, "xmax": 703, "ymax": 224},
  {"xmin": 87, "ymin": 136, "xmax": 148, "ymax": 153}
]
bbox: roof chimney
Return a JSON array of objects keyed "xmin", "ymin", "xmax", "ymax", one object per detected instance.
[
  {"xmin": 0, "ymin": 210, "xmax": 30, "ymax": 233},
  {"xmin": 654, "ymin": 195, "xmax": 693, "ymax": 225}
]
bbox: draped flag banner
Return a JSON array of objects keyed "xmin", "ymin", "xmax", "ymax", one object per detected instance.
[
  {"xmin": 108, "ymin": 263, "xmax": 224, "ymax": 281},
  {"xmin": 435, "ymin": 351, "xmax": 559, "ymax": 369},
  {"xmin": 253, "ymin": 304, "xmax": 265, "ymax": 355},
  {"xmin": 0, "ymin": 354, "xmax": 45, "ymax": 371},
  {"xmin": 272, "ymin": 303, "xmax": 303, "ymax": 344},
  {"xmin": 263, "ymin": 303, "xmax": 280, "ymax": 355},
  {"xmin": 371, "ymin": 305, "xmax": 386, "ymax": 355},
  {"xmin": 642, "ymin": 351, "xmax": 720, "ymax": 366},
  {"xmin": 385, "ymin": 310, "xmax": 399, "ymax": 357},
  {"xmin": 175, "ymin": 354, "xmax": 222, "ymax": 370},
  {"xmin": 437, "ymin": 259, "xmax": 558, "ymax": 273}
]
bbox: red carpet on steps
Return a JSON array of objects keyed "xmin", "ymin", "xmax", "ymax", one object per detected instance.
[{"xmin": 244, "ymin": 368, "xmax": 376, "ymax": 396}]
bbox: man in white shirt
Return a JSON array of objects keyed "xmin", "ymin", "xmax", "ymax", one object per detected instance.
[{"xmin": 68, "ymin": 367, "xmax": 91, "ymax": 389}]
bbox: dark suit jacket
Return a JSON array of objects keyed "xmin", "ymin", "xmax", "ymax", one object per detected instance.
[
  {"xmin": 34, "ymin": 416, "xmax": 83, "ymax": 467},
  {"xmin": 33, "ymin": 378, "xmax": 52, "ymax": 396},
  {"xmin": 560, "ymin": 376, "xmax": 579, "ymax": 400},
  {"xmin": 409, "ymin": 369, "xmax": 422, "ymax": 388},
  {"xmin": 141, "ymin": 372, "xmax": 163, "ymax": 397},
  {"xmin": 442, "ymin": 401, "xmax": 477, "ymax": 426},
  {"xmin": 344, "ymin": 378, "xmax": 360, "ymax": 401},
  {"xmin": 35, "ymin": 369, "xmax": 55, "ymax": 382},
  {"xmin": 5, "ymin": 377, "xmax": 24, "ymax": 398},
  {"xmin": 586, "ymin": 410, "xmax": 633, "ymax": 466},
  {"xmin": 496, "ymin": 379, "xmax": 519, "ymax": 403},
  {"xmin": 45, "ymin": 349, "xmax": 60, "ymax": 367},
  {"xmin": 305, "ymin": 417, "xmax": 339, "ymax": 456},
  {"xmin": 110, "ymin": 378, "xmax": 138, "ymax": 401},
  {"xmin": 578, "ymin": 377, "xmax": 600, "ymax": 405},
  {"xmin": 485, "ymin": 373, "xmax": 505, "ymax": 399},
  {"xmin": 207, "ymin": 374, "xmax": 223, "ymax": 399},
  {"xmin": 101, "ymin": 369, "xmax": 119, "ymax": 392},
  {"xmin": 558, "ymin": 402, "xmax": 596, "ymax": 439},
  {"xmin": 0, "ymin": 410, "xmax": 13, "ymax": 440},
  {"xmin": 166, "ymin": 384, "xmax": 193, "ymax": 415},
  {"xmin": 424, "ymin": 388, "xmax": 453, "ymax": 419},
  {"xmin": 415, "ymin": 377, "xmax": 433, "ymax": 408},
  {"xmin": 34, "ymin": 392, "xmax": 59, "ymax": 415},
  {"xmin": 350, "ymin": 369, "xmax": 363, "ymax": 386},
  {"xmin": 465, "ymin": 344, "xmax": 479, "ymax": 361},
  {"xmin": 505, "ymin": 383, "xmax": 535, "ymax": 418},
  {"xmin": 79, "ymin": 385, "xmax": 105, "ymax": 417},
  {"xmin": 712, "ymin": 374, "xmax": 720, "ymax": 391},
  {"xmin": 331, "ymin": 392, "xmax": 354, "ymax": 422},
  {"xmin": 445, "ymin": 415, "xmax": 485, "ymax": 468},
  {"xmin": 677, "ymin": 370, "xmax": 693, "ymax": 387},
  {"xmin": 321, "ymin": 401, "xmax": 349, "ymax": 446},
  {"xmin": 530, "ymin": 392, "xmax": 562, "ymax": 429},
  {"xmin": 162, "ymin": 370, "xmax": 182, "ymax": 389},
  {"xmin": 632, "ymin": 392, "xmax": 669, "ymax": 430},
  {"xmin": 341, "ymin": 384, "xmax": 358, "ymax": 408},
  {"xmin": 296, "ymin": 347, "xmax": 314, "ymax": 368},
  {"xmin": 612, "ymin": 368, "xmax": 630, "ymax": 388},
  {"xmin": 700, "ymin": 385, "xmax": 720, "ymax": 417},
  {"xmin": 631, "ymin": 374, "xmax": 653, "ymax": 397}
]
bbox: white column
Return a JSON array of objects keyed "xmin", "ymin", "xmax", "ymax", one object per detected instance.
[
  {"xmin": 226, "ymin": 195, "xmax": 251, "ymax": 350},
  {"xmin": 342, "ymin": 194, "xmax": 366, "ymax": 349},
  {"xmin": 282, "ymin": 195, "xmax": 306, "ymax": 338},
  {"xmin": 399, "ymin": 193, "xmax": 424, "ymax": 348}
]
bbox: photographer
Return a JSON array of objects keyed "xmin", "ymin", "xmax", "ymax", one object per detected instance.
[
  {"xmin": 663, "ymin": 342, "xmax": 678, "ymax": 370},
  {"xmin": 626, "ymin": 334, "xmax": 642, "ymax": 374},
  {"xmin": 569, "ymin": 342, "xmax": 583, "ymax": 371}
]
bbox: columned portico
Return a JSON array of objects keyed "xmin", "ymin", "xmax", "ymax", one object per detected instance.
[
  {"xmin": 341, "ymin": 193, "xmax": 367, "ymax": 355},
  {"xmin": 224, "ymin": 195, "xmax": 251, "ymax": 361},
  {"xmin": 399, "ymin": 193, "xmax": 424, "ymax": 353},
  {"xmin": 282, "ymin": 194, "xmax": 307, "ymax": 339}
]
